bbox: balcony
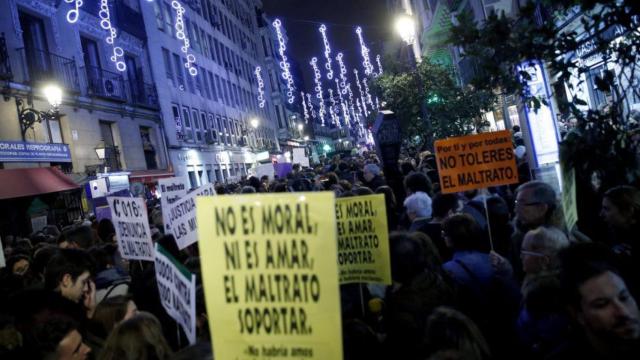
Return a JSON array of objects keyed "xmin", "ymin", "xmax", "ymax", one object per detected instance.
[
  {"xmin": 17, "ymin": 47, "xmax": 80, "ymax": 92},
  {"xmin": 103, "ymin": 145, "xmax": 121, "ymax": 171},
  {"xmin": 126, "ymin": 81, "xmax": 159, "ymax": 108},
  {"xmin": 85, "ymin": 65, "xmax": 126, "ymax": 101}
]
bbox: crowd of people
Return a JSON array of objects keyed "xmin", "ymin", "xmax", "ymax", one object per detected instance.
[{"xmin": 1, "ymin": 133, "xmax": 639, "ymax": 359}]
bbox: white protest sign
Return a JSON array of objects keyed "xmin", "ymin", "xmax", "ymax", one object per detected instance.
[
  {"xmin": 108, "ymin": 196, "xmax": 154, "ymax": 261},
  {"xmin": 293, "ymin": 148, "xmax": 310, "ymax": 168},
  {"xmin": 155, "ymin": 243, "xmax": 197, "ymax": 344},
  {"xmin": 30, "ymin": 215, "xmax": 47, "ymax": 233},
  {"xmin": 159, "ymin": 177, "xmax": 189, "ymax": 232},
  {"xmin": 168, "ymin": 183, "xmax": 216, "ymax": 249},
  {"xmin": 255, "ymin": 163, "xmax": 275, "ymax": 180}
]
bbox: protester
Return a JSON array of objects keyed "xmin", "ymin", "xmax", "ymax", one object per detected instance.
[
  {"xmin": 99, "ymin": 312, "xmax": 173, "ymax": 360},
  {"xmin": 411, "ymin": 193, "xmax": 460, "ymax": 261},
  {"xmin": 363, "ymin": 163, "xmax": 386, "ymax": 190}
]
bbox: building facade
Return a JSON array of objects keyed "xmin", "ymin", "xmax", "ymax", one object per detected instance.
[{"xmin": 139, "ymin": 0, "xmax": 279, "ymax": 186}]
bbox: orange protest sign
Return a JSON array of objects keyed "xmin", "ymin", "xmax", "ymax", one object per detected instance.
[{"xmin": 435, "ymin": 131, "xmax": 519, "ymax": 194}]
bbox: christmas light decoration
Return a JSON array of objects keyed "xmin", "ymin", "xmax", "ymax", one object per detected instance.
[
  {"xmin": 65, "ymin": 0, "xmax": 83, "ymax": 24},
  {"xmin": 99, "ymin": 0, "xmax": 126, "ymax": 71},
  {"xmin": 319, "ymin": 25, "xmax": 334, "ymax": 80},
  {"xmin": 301, "ymin": 91, "xmax": 310, "ymax": 123},
  {"xmin": 172, "ymin": 0, "xmax": 197, "ymax": 76},
  {"xmin": 328, "ymin": 88, "xmax": 340, "ymax": 127},
  {"xmin": 354, "ymin": 69, "xmax": 368, "ymax": 116},
  {"xmin": 305, "ymin": 93, "xmax": 317, "ymax": 119},
  {"xmin": 254, "ymin": 66, "xmax": 265, "ymax": 108},
  {"xmin": 376, "ymin": 54, "xmax": 383, "ymax": 75},
  {"xmin": 362, "ymin": 77, "xmax": 374, "ymax": 108},
  {"xmin": 375, "ymin": 97, "xmax": 381, "ymax": 110},
  {"xmin": 336, "ymin": 52, "xmax": 348, "ymax": 94},
  {"xmin": 272, "ymin": 19, "xmax": 295, "ymax": 104},
  {"xmin": 310, "ymin": 57, "xmax": 326, "ymax": 126},
  {"xmin": 355, "ymin": 26, "xmax": 374, "ymax": 76},
  {"xmin": 335, "ymin": 79, "xmax": 350, "ymax": 126},
  {"xmin": 356, "ymin": 98, "xmax": 364, "ymax": 118}
]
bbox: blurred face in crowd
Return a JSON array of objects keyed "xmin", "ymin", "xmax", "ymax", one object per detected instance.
[
  {"xmin": 363, "ymin": 169, "xmax": 375, "ymax": 182},
  {"xmin": 600, "ymin": 197, "xmax": 629, "ymax": 230},
  {"xmin": 520, "ymin": 234, "xmax": 549, "ymax": 275},
  {"xmin": 12, "ymin": 259, "xmax": 29, "ymax": 276},
  {"xmin": 56, "ymin": 329, "xmax": 91, "ymax": 360},
  {"xmin": 60, "ymin": 271, "xmax": 91, "ymax": 303},
  {"xmin": 515, "ymin": 188, "xmax": 548, "ymax": 229},
  {"xmin": 577, "ymin": 271, "xmax": 640, "ymax": 344}
]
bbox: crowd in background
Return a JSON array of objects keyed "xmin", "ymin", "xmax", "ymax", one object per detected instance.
[{"xmin": 1, "ymin": 128, "xmax": 639, "ymax": 360}]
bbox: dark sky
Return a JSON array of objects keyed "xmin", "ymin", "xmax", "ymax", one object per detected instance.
[{"xmin": 262, "ymin": 0, "xmax": 392, "ymax": 93}]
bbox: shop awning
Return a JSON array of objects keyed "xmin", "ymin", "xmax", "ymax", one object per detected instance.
[
  {"xmin": 128, "ymin": 169, "xmax": 174, "ymax": 183},
  {"xmin": 0, "ymin": 167, "xmax": 80, "ymax": 200}
]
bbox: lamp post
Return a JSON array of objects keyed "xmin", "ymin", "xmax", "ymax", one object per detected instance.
[
  {"xmin": 395, "ymin": 0, "xmax": 421, "ymax": 64},
  {"xmin": 17, "ymin": 83, "xmax": 63, "ymax": 140}
]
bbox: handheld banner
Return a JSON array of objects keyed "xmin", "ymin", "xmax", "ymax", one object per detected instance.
[
  {"xmin": 159, "ymin": 177, "xmax": 189, "ymax": 232},
  {"xmin": 107, "ymin": 196, "xmax": 154, "ymax": 261},
  {"xmin": 155, "ymin": 243, "xmax": 197, "ymax": 345},
  {"xmin": 167, "ymin": 183, "xmax": 216, "ymax": 250},
  {"xmin": 196, "ymin": 192, "xmax": 343, "ymax": 360},
  {"xmin": 336, "ymin": 194, "xmax": 391, "ymax": 285},
  {"xmin": 435, "ymin": 131, "xmax": 519, "ymax": 194}
]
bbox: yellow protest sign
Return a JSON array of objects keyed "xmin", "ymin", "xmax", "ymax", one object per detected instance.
[
  {"xmin": 435, "ymin": 130, "xmax": 519, "ymax": 193},
  {"xmin": 336, "ymin": 194, "xmax": 391, "ymax": 285},
  {"xmin": 196, "ymin": 192, "xmax": 343, "ymax": 360}
]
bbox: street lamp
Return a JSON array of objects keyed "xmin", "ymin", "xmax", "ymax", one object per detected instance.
[
  {"xmin": 395, "ymin": 14, "xmax": 416, "ymax": 46},
  {"xmin": 250, "ymin": 118, "xmax": 259, "ymax": 129},
  {"xmin": 17, "ymin": 83, "xmax": 63, "ymax": 139},
  {"xmin": 297, "ymin": 123, "xmax": 303, "ymax": 132},
  {"xmin": 303, "ymin": 135, "xmax": 309, "ymax": 141}
]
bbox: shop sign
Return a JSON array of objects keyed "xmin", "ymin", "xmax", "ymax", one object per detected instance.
[{"xmin": 0, "ymin": 141, "xmax": 71, "ymax": 163}]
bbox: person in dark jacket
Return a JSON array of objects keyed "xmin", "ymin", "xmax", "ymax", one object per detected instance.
[{"xmin": 363, "ymin": 163, "xmax": 386, "ymax": 190}]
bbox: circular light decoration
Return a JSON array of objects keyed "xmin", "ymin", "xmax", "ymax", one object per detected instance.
[
  {"xmin": 336, "ymin": 52, "xmax": 348, "ymax": 94},
  {"xmin": 64, "ymin": 0, "xmax": 83, "ymax": 24},
  {"xmin": 355, "ymin": 26, "xmax": 374, "ymax": 76},
  {"xmin": 272, "ymin": 19, "xmax": 295, "ymax": 104},
  {"xmin": 356, "ymin": 98, "xmax": 364, "ymax": 118},
  {"xmin": 376, "ymin": 54, "xmax": 383, "ymax": 75},
  {"xmin": 99, "ymin": 0, "xmax": 126, "ymax": 71},
  {"xmin": 172, "ymin": 0, "xmax": 197, "ymax": 76},
  {"xmin": 305, "ymin": 93, "xmax": 317, "ymax": 119},
  {"xmin": 301, "ymin": 91, "xmax": 310, "ymax": 123},
  {"xmin": 362, "ymin": 77, "xmax": 374, "ymax": 109},
  {"xmin": 319, "ymin": 25, "xmax": 334, "ymax": 80},
  {"xmin": 335, "ymin": 79, "xmax": 350, "ymax": 126},
  {"xmin": 328, "ymin": 88, "xmax": 340, "ymax": 127},
  {"xmin": 254, "ymin": 66, "xmax": 265, "ymax": 108},
  {"xmin": 354, "ymin": 69, "xmax": 369, "ymax": 116},
  {"xmin": 310, "ymin": 57, "xmax": 326, "ymax": 126}
]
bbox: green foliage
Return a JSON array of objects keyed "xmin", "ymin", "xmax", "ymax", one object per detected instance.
[
  {"xmin": 371, "ymin": 60, "xmax": 495, "ymax": 148},
  {"xmin": 449, "ymin": 0, "xmax": 640, "ymax": 188}
]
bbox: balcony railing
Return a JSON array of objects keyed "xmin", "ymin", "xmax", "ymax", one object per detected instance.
[
  {"xmin": 126, "ymin": 81, "xmax": 159, "ymax": 108},
  {"xmin": 103, "ymin": 145, "xmax": 121, "ymax": 171},
  {"xmin": 0, "ymin": 33, "xmax": 12, "ymax": 80},
  {"xmin": 17, "ymin": 47, "xmax": 80, "ymax": 92},
  {"xmin": 84, "ymin": 65, "xmax": 126, "ymax": 101}
]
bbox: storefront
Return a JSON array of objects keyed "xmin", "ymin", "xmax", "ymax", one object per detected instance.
[{"xmin": 169, "ymin": 148, "xmax": 257, "ymax": 186}]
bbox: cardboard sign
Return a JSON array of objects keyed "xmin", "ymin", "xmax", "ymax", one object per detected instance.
[
  {"xmin": 335, "ymin": 194, "xmax": 391, "ymax": 285},
  {"xmin": 167, "ymin": 184, "xmax": 216, "ymax": 250},
  {"xmin": 155, "ymin": 243, "xmax": 197, "ymax": 344},
  {"xmin": 561, "ymin": 165, "xmax": 578, "ymax": 230},
  {"xmin": 435, "ymin": 131, "xmax": 519, "ymax": 193},
  {"xmin": 196, "ymin": 192, "xmax": 343, "ymax": 360},
  {"xmin": 159, "ymin": 177, "xmax": 189, "ymax": 232},
  {"xmin": 256, "ymin": 163, "xmax": 275, "ymax": 180},
  {"xmin": 107, "ymin": 197, "xmax": 154, "ymax": 261}
]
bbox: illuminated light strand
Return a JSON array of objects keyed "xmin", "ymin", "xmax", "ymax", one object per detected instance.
[
  {"xmin": 336, "ymin": 52, "xmax": 348, "ymax": 94},
  {"xmin": 362, "ymin": 77, "xmax": 374, "ymax": 109},
  {"xmin": 254, "ymin": 66, "xmax": 265, "ymax": 108},
  {"xmin": 335, "ymin": 79, "xmax": 350, "ymax": 126},
  {"xmin": 375, "ymin": 97, "xmax": 381, "ymax": 110},
  {"xmin": 328, "ymin": 88, "xmax": 340, "ymax": 127},
  {"xmin": 172, "ymin": 1, "xmax": 197, "ymax": 76},
  {"xmin": 354, "ymin": 69, "xmax": 369, "ymax": 116},
  {"xmin": 273, "ymin": 19, "xmax": 295, "ymax": 104},
  {"xmin": 376, "ymin": 54, "xmax": 383, "ymax": 75},
  {"xmin": 310, "ymin": 57, "xmax": 326, "ymax": 126},
  {"xmin": 65, "ymin": 0, "xmax": 83, "ymax": 24},
  {"xmin": 301, "ymin": 91, "xmax": 310, "ymax": 123},
  {"xmin": 355, "ymin": 26, "xmax": 374, "ymax": 76},
  {"xmin": 99, "ymin": 0, "xmax": 126, "ymax": 71},
  {"xmin": 319, "ymin": 25, "xmax": 334, "ymax": 80},
  {"xmin": 305, "ymin": 93, "xmax": 317, "ymax": 119}
]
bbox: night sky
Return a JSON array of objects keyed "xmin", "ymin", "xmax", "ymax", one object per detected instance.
[{"xmin": 262, "ymin": 0, "xmax": 392, "ymax": 93}]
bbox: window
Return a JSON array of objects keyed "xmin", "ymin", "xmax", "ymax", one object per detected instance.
[
  {"xmin": 222, "ymin": 79, "xmax": 231, "ymax": 105},
  {"xmin": 200, "ymin": 112, "xmax": 208, "ymax": 143},
  {"xmin": 185, "ymin": 58, "xmax": 195, "ymax": 93},
  {"xmin": 192, "ymin": 108, "xmax": 202, "ymax": 142},
  {"xmin": 49, "ymin": 118, "xmax": 63, "ymax": 143},
  {"xmin": 99, "ymin": 121, "xmax": 121, "ymax": 170},
  {"xmin": 194, "ymin": 67, "xmax": 203, "ymax": 96},
  {"xmin": 214, "ymin": 38, "xmax": 221, "ymax": 64},
  {"xmin": 208, "ymin": 113, "xmax": 218, "ymax": 143},
  {"xmin": 201, "ymin": 67, "xmax": 211, "ymax": 99},
  {"xmin": 208, "ymin": 71, "xmax": 217, "ymax": 100},
  {"xmin": 140, "ymin": 126, "xmax": 158, "ymax": 170},
  {"xmin": 162, "ymin": 48, "xmax": 174, "ymax": 86},
  {"xmin": 188, "ymin": 170, "xmax": 198, "ymax": 189},
  {"xmin": 19, "ymin": 12, "xmax": 51, "ymax": 79},
  {"xmin": 162, "ymin": 2, "xmax": 174, "ymax": 37},
  {"xmin": 201, "ymin": 29, "xmax": 210, "ymax": 58},
  {"xmin": 215, "ymin": 75, "xmax": 223, "ymax": 102},
  {"xmin": 152, "ymin": 1, "xmax": 164, "ymax": 30},
  {"xmin": 275, "ymin": 105, "xmax": 283, "ymax": 128},
  {"xmin": 173, "ymin": 53, "xmax": 185, "ymax": 89},
  {"xmin": 172, "ymin": 104, "xmax": 183, "ymax": 131},
  {"xmin": 182, "ymin": 106, "xmax": 192, "ymax": 128}
]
